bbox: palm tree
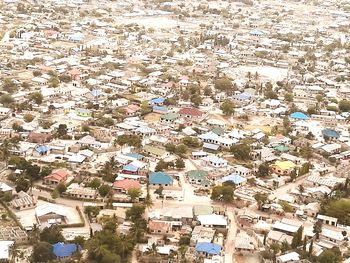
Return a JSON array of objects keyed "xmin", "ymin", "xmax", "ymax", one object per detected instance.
[
  {"xmin": 0, "ymin": 138, "xmax": 19, "ymax": 167},
  {"xmin": 146, "ymin": 243, "xmax": 158, "ymax": 257},
  {"xmin": 118, "ymin": 235, "xmax": 134, "ymax": 259}
]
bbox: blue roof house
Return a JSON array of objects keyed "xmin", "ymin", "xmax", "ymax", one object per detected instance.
[
  {"xmin": 153, "ymin": 105, "xmax": 168, "ymax": 114},
  {"xmin": 149, "ymin": 172, "xmax": 173, "ymax": 186},
  {"xmin": 53, "ymin": 243, "xmax": 81, "ymax": 258},
  {"xmin": 322, "ymin": 128, "xmax": 339, "ymax": 139},
  {"xmin": 151, "ymin": 97, "xmax": 165, "ymax": 105},
  {"xmin": 290, "ymin": 112, "xmax": 309, "ymax": 120},
  {"xmin": 195, "ymin": 242, "xmax": 222, "ymax": 257},
  {"xmin": 34, "ymin": 145, "xmax": 50, "ymax": 156},
  {"xmin": 219, "ymin": 174, "xmax": 247, "ymax": 187},
  {"xmin": 122, "ymin": 164, "xmax": 139, "ymax": 174}
]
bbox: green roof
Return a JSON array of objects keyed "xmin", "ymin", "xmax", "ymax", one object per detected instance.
[
  {"xmin": 188, "ymin": 170, "xmax": 208, "ymax": 180},
  {"xmin": 161, "ymin": 112, "xmax": 178, "ymax": 121},
  {"xmin": 143, "ymin": 145, "xmax": 167, "ymax": 157},
  {"xmin": 274, "ymin": 145, "xmax": 289, "ymax": 152},
  {"xmin": 193, "ymin": 205, "xmax": 213, "ymax": 216},
  {"xmin": 211, "ymin": 127, "xmax": 225, "ymax": 136}
]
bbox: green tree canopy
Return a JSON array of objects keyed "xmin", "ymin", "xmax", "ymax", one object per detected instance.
[
  {"xmin": 31, "ymin": 242, "xmax": 55, "ymax": 262},
  {"xmin": 220, "ymin": 99, "xmax": 235, "ymax": 115},
  {"xmin": 230, "ymin": 143, "xmax": 251, "ymax": 160}
]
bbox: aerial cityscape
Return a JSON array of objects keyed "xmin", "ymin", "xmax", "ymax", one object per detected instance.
[{"xmin": 0, "ymin": 0, "xmax": 349, "ymax": 262}]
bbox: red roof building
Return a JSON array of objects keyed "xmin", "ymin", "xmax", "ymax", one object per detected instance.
[
  {"xmin": 178, "ymin": 107, "xmax": 204, "ymax": 118},
  {"xmin": 43, "ymin": 170, "xmax": 69, "ymax": 185},
  {"xmin": 113, "ymin": 179, "xmax": 141, "ymax": 193}
]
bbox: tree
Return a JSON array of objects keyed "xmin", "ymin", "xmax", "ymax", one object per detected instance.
[
  {"xmin": 297, "ymin": 184, "xmax": 305, "ymax": 195},
  {"xmin": 291, "ymin": 226, "xmax": 303, "ymax": 249},
  {"xmin": 88, "ymin": 178, "xmax": 101, "ymax": 189},
  {"xmin": 299, "ymin": 145, "xmax": 313, "ymax": 159},
  {"xmin": 154, "ymin": 186, "xmax": 163, "ymax": 197},
  {"xmin": 56, "ymin": 183, "xmax": 66, "ymax": 194},
  {"xmin": 15, "ymin": 177, "xmax": 30, "ymax": 193},
  {"xmin": 0, "ymin": 94, "xmax": 14, "ymax": 106},
  {"xmin": 29, "ymin": 92, "xmax": 43, "ymax": 105},
  {"xmin": 313, "ymin": 220, "xmax": 322, "ymax": 239},
  {"xmin": 318, "ymin": 247, "xmax": 341, "ymax": 263},
  {"xmin": 12, "ymin": 122, "xmax": 23, "ymax": 132},
  {"xmin": 283, "ymin": 116, "xmax": 291, "ymax": 135},
  {"xmin": 308, "ymin": 239, "xmax": 313, "ymax": 256},
  {"xmin": 211, "ymin": 185, "xmax": 234, "ymax": 203},
  {"xmin": 214, "ymin": 77, "xmax": 232, "ymax": 92},
  {"xmin": 284, "ymin": 93, "xmax": 294, "ymax": 102},
  {"xmin": 49, "ymin": 77, "xmax": 59, "ymax": 88},
  {"xmin": 220, "ymin": 99, "xmax": 235, "ymax": 115},
  {"xmin": 265, "ymin": 90, "xmax": 278, "ymax": 99},
  {"xmin": 127, "ymin": 188, "xmax": 141, "ymax": 202},
  {"xmin": 99, "ymin": 184, "xmax": 111, "ymax": 197},
  {"xmin": 257, "ymin": 163, "xmax": 270, "ymax": 177},
  {"xmin": 254, "ymin": 192, "xmax": 268, "ymax": 210},
  {"xmin": 175, "ymin": 144, "xmax": 188, "ymax": 157},
  {"xmin": 338, "ymin": 100, "xmax": 350, "ymax": 112},
  {"xmin": 175, "ymin": 158, "xmax": 185, "ymax": 169},
  {"xmin": 31, "ymin": 242, "xmax": 55, "ymax": 263},
  {"xmin": 155, "ymin": 160, "xmax": 168, "ymax": 172},
  {"xmin": 116, "ymin": 134, "xmax": 142, "ymax": 148},
  {"xmin": 182, "ymin": 136, "xmax": 201, "ymax": 148},
  {"xmin": 40, "ymin": 225, "xmax": 64, "ymax": 244},
  {"xmin": 23, "ymin": 113, "xmax": 34, "ymax": 123},
  {"xmin": 56, "ymin": 124, "xmax": 68, "ymax": 138},
  {"xmin": 230, "ymin": 143, "xmax": 251, "ymax": 160},
  {"xmin": 85, "ymin": 206, "xmax": 100, "ymax": 218},
  {"xmin": 279, "ymin": 201, "xmax": 294, "ymax": 213}
]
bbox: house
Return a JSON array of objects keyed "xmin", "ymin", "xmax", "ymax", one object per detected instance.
[
  {"xmin": 78, "ymin": 135, "xmax": 101, "ymax": 149},
  {"xmin": 113, "ymin": 179, "xmax": 141, "ymax": 193},
  {"xmin": 272, "ymin": 161, "xmax": 296, "ymax": 176},
  {"xmin": 0, "ymin": 241, "xmax": 14, "ymax": 261},
  {"xmin": 0, "ymin": 182, "xmax": 13, "ymax": 195},
  {"xmin": 188, "ymin": 170, "xmax": 208, "ymax": 185},
  {"xmin": 320, "ymin": 227, "xmax": 346, "ymax": 245},
  {"xmin": 235, "ymin": 232, "xmax": 255, "ymax": 252},
  {"xmin": 197, "ymin": 214, "xmax": 227, "ymax": 229},
  {"xmin": 267, "ymin": 230, "xmax": 293, "ymax": 245},
  {"xmin": 277, "ymin": 252, "xmax": 300, "ymax": 263},
  {"xmin": 35, "ymin": 204, "xmax": 68, "ymax": 225},
  {"xmin": 10, "ymin": 191, "xmax": 37, "ymax": 210},
  {"xmin": 195, "ymin": 242, "xmax": 222, "ymax": 258},
  {"xmin": 148, "ymin": 220, "xmax": 172, "ymax": 235},
  {"xmin": 149, "ymin": 172, "xmax": 173, "ymax": 186},
  {"xmin": 190, "ymin": 226, "xmax": 216, "ymax": 246},
  {"xmin": 178, "ymin": 107, "xmax": 204, "ymax": 119},
  {"xmin": 76, "ymin": 108, "xmax": 92, "ymax": 117},
  {"xmin": 66, "ymin": 184, "xmax": 97, "ymax": 199},
  {"xmin": 316, "ymin": 214, "xmax": 337, "ymax": 226},
  {"xmin": 33, "ymin": 145, "xmax": 50, "ymax": 156},
  {"xmin": 219, "ymin": 174, "xmax": 247, "ymax": 187},
  {"xmin": 53, "ymin": 242, "xmax": 81, "ymax": 258},
  {"xmin": 202, "ymin": 155, "xmax": 227, "ymax": 168},
  {"xmin": 143, "ymin": 145, "xmax": 169, "ymax": 159},
  {"xmin": 43, "ymin": 170, "xmax": 69, "ymax": 185},
  {"xmin": 160, "ymin": 112, "xmax": 179, "ymax": 124},
  {"xmin": 161, "ymin": 206, "xmax": 193, "ymax": 224},
  {"xmin": 28, "ymin": 132, "xmax": 53, "ymax": 143}
]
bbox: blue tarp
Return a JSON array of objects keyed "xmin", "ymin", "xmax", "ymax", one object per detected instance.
[
  {"xmin": 53, "ymin": 243, "xmax": 80, "ymax": 258},
  {"xmin": 195, "ymin": 242, "xmax": 222, "ymax": 255},
  {"xmin": 322, "ymin": 128, "xmax": 339, "ymax": 138},
  {"xmin": 290, "ymin": 112, "xmax": 309, "ymax": 120}
]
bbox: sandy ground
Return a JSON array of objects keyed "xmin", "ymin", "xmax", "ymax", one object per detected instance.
[
  {"xmin": 144, "ymin": 112, "xmax": 161, "ymax": 123},
  {"xmin": 235, "ymin": 254, "xmax": 261, "ymax": 263},
  {"xmin": 15, "ymin": 200, "xmax": 82, "ymax": 228}
]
